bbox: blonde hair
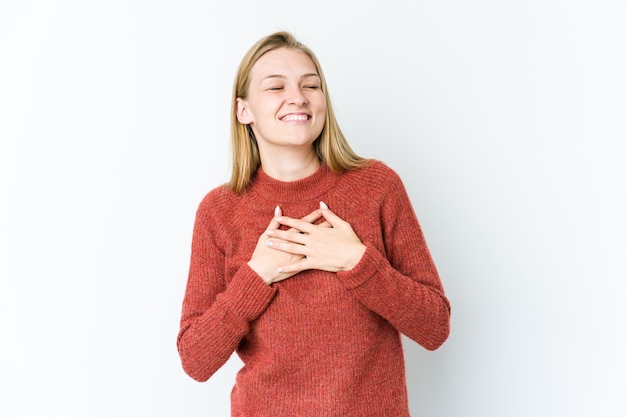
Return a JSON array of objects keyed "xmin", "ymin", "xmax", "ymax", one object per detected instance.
[{"xmin": 227, "ymin": 31, "xmax": 368, "ymax": 192}]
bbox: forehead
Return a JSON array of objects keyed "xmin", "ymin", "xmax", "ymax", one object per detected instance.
[{"xmin": 250, "ymin": 47, "xmax": 318, "ymax": 80}]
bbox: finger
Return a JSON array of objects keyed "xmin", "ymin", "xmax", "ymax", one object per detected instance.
[
  {"xmin": 265, "ymin": 228, "xmax": 307, "ymax": 245},
  {"xmin": 277, "ymin": 259, "xmax": 310, "ymax": 275},
  {"xmin": 318, "ymin": 220, "xmax": 332, "ymax": 228},
  {"xmin": 266, "ymin": 239, "xmax": 308, "ymax": 256},
  {"xmin": 285, "ymin": 209, "xmax": 324, "ymax": 233},
  {"xmin": 274, "ymin": 215, "xmax": 316, "ymax": 234},
  {"xmin": 266, "ymin": 205, "xmax": 282, "ymax": 231},
  {"xmin": 318, "ymin": 201, "xmax": 344, "ymax": 227},
  {"xmin": 299, "ymin": 209, "xmax": 324, "ymax": 225}
]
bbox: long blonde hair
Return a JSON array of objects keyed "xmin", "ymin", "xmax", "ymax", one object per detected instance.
[{"xmin": 227, "ymin": 31, "xmax": 368, "ymax": 192}]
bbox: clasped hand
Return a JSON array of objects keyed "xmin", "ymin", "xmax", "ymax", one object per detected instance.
[{"xmin": 247, "ymin": 202, "xmax": 366, "ymax": 285}]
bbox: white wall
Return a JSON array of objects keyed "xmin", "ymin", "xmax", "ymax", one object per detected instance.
[{"xmin": 1, "ymin": 1, "xmax": 624, "ymax": 416}]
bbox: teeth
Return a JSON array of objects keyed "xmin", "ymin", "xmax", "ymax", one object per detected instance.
[{"xmin": 282, "ymin": 114, "xmax": 308, "ymax": 121}]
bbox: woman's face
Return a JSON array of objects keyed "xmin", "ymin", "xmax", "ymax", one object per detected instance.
[{"xmin": 237, "ymin": 47, "xmax": 326, "ymax": 154}]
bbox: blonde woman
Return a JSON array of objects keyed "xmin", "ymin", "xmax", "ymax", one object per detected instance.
[{"xmin": 177, "ymin": 31, "xmax": 450, "ymax": 416}]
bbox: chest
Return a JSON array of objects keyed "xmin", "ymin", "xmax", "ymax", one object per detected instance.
[{"xmin": 222, "ymin": 198, "xmax": 385, "ymax": 283}]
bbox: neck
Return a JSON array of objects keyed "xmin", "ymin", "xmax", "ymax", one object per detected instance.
[{"xmin": 259, "ymin": 146, "xmax": 321, "ymax": 182}]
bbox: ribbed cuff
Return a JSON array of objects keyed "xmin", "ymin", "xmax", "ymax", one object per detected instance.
[
  {"xmin": 223, "ymin": 264, "xmax": 277, "ymax": 321},
  {"xmin": 336, "ymin": 242, "xmax": 383, "ymax": 289}
]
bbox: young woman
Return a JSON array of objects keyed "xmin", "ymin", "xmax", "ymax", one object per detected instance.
[{"xmin": 177, "ymin": 31, "xmax": 451, "ymax": 416}]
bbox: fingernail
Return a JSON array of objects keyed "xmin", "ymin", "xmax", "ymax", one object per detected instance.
[
  {"xmin": 277, "ymin": 267, "xmax": 284, "ymax": 273},
  {"xmin": 265, "ymin": 230, "xmax": 274, "ymax": 236},
  {"xmin": 320, "ymin": 201, "xmax": 328, "ymax": 210},
  {"xmin": 266, "ymin": 240, "xmax": 273, "ymax": 247},
  {"xmin": 274, "ymin": 216, "xmax": 283, "ymax": 222},
  {"xmin": 274, "ymin": 205, "xmax": 281, "ymax": 216}
]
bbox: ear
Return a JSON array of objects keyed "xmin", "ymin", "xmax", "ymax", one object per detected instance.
[{"xmin": 236, "ymin": 98, "xmax": 253, "ymax": 124}]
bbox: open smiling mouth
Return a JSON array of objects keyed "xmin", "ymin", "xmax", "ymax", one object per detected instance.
[{"xmin": 280, "ymin": 114, "xmax": 310, "ymax": 121}]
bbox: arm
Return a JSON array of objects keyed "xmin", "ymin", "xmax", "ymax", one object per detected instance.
[
  {"xmin": 176, "ymin": 196, "xmax": 277, "ymax": 382},
  {"xmin": 259, "ymin": 170, "xmax": 450, "ymax": 350},
  {"xmin": 337, "ymin": 175, "xmax": 450, "ymax": 350},
  {"xmin": 266, "ymin": 176, "xmax": 450, "ymax": 350}
]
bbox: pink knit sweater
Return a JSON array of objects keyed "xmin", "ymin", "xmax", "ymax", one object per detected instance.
[{"xmin": 177, "ymin": 160, "xmax": 450, "ymax": 416}]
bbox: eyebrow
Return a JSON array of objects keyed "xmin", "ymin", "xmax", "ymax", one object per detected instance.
[{"xmin": 261, "ymin": 73, "xmax": 320, "ymax": 82}]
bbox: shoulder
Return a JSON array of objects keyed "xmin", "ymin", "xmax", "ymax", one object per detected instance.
[
  {"xmin": 343, "ymin": 159, "xmax": 404, "ymax": 189},
  {"xmin": 339, "ymin": 160, "xmax": 414, "ymax": 211},
  {"xmin": 195, "ymin": 183, "xmax": 241, "ymax": 221}
]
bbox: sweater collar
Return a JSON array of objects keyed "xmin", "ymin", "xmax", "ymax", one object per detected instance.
[{"xmin": 250, "ymin": 163, "xmax": 340, "ymax": 203}]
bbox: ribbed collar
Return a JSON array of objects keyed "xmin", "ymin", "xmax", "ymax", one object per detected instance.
[{"xmin": 250, "ymin": 164, "xmax": 340, "ymax": 203}]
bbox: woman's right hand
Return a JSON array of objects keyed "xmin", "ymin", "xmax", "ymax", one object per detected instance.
[{"xmin": 247, "ymin": 206, "xmax": 328, "ymax": 285}]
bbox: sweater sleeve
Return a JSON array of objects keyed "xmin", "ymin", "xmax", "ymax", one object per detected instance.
[
  {"xmin": 336, "ymin": 172, "xmax": 451, "ymax": 350},
  {"xmin": 176, "ymin": 194, "xmax": 277, "ymax": 382}
]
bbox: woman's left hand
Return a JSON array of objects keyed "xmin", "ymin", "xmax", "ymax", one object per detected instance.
[{"xmin": 264, "ymin": 202, "xmax": 366, "ymax": 274}]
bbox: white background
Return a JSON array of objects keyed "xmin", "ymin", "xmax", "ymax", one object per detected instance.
[{"xmin": 1, "ymin": 1, "xmax": 625, "ymax": 416}]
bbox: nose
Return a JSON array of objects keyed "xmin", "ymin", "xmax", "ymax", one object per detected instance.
[{"xmin": 287, "ymin": 86, "xmax": 308, "ymax": 106}]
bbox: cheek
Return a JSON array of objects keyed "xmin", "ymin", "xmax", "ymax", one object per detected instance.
[
  {"xmin": 249, "ymin": 96, "xmax": 281, "ymax": 116},
  {"xmin": 315, "ymin": 92, "xmax": 326, "ymax": 108},
  {"xmin": 315, "ymin": 102, "xmax": 326, "ymax": 126},
  {"xmin": 317, "ymin": 97, "xmax": 328, "ymax": 118}
]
